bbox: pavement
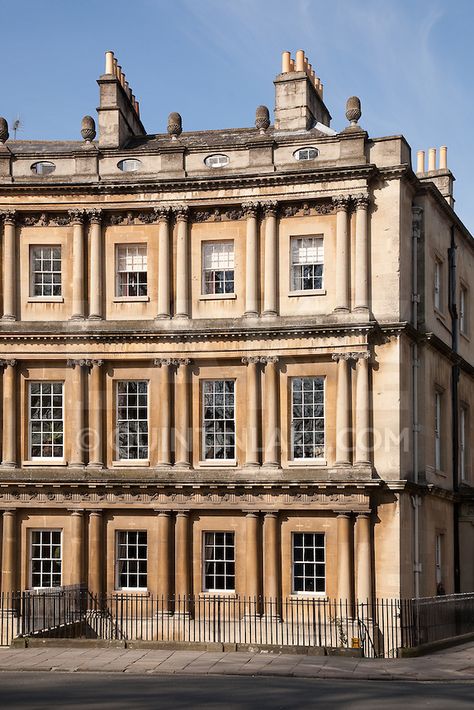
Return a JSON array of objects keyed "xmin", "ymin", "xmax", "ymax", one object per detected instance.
[{"xmin": 0, "ymin": 641, "xmax": 474, "ymax": 681}]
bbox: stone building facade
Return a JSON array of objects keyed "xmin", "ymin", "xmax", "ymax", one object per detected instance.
[{"xmin": 0, "ymin": 49, "xmax": 472, "ymax": 603}]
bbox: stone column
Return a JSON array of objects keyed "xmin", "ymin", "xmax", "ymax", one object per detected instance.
[
  {"xmin": 175, "ymin": 206, "xmax": 190, "ymax": 319},
  {"xmin": 354, "ymin": 193, "xmax": 370, "ymax": 312},
  {"xmin": 337, "ymin": 513, "xmax": 354, "ymax": 605},
  {"xmin": 67, "ymin": 359, "xmax": 87, "ymax": 466},
  {"xmin": 88, "ymin": 360, "xmax": 104, "ymax": 468},
  {"xmin": 355, "ymin": 513, "xmax": 372, "ymax": 603},
  {"xmin": 1, "ymin": 359, "xmax": 17, "ymax": 468},
  {"xmin": 1, "ymin": 509, "xmax": 17, "ymax": 592},
  {"xmin": 243, "ymin": 202, "xmax": 259, "ymax": 317},
  {"xmin": 1, "ymin": 211, "xmax": 17, "ymax": 321},
  {"xmin": 333, "ymin": 196, "xmax": 350, "ymax": 312},
  {"xmin": 155, "ymin": 359, "xmax": 172, "ymax": 466},
  {"xmin": 332, "ymin": 354, "xmax": 352, "ymax": 466},
  {"xmin": 88, "ymin": 210, "xmax": 103, "ymax": 320},
  {"xmin": 245, "ymin": 511, "xmax": 260, "ymax": 600},
  {"xmin": 241, "ymin": 356, "xmax": 260, "ymax": 467},
  {"xmin": 261, "ymin": 356, "xmax": 279, "ymax": 468},
  {"xmin": 175, "ymin": 511, "xmax": 190, "ymax": 599},
  {"xmin": 70, "ymin": 210, "xmax": 86, "ymax": 320},
  {"xmin": 88, "ymin": 510, "xmax": 103, "ymax": 597},
  {"xmin": 263, "ymin": 512, "xmax": 280, "ymax": 615},
  {"xmin": 69, "ymin": 510, "xmax": 84, "ymax": 586},
  {"xmin": 156, "ymin": 207, "xmax": 171, "ymax": 319},
  {"xmin": 354, "ymin": 353, "xmax": 371, "ymax": 466},
  {"xmin": 174, "ymin": 358, "xmax": 191, "ymax": 468},
  {"xmin": 157, "ymin": 510, "xmax": 171, "ymax": 607},
  {"xmin": 262, "ymin": 201, "xmax": 278, "ymax": 317}
]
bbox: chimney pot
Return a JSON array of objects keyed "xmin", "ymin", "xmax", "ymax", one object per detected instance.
[
  {"xmin": 416, "ymin": 150, "xmax": 425, "ymax": 174},
  {"xmin": 105, "ymin": 51, "xmax": 114, "ymax": 75},
  {"xmin": 439, "ymin": 145, "xmax": 448, "ymax": 170},
  {"xmin": 428, "ymin": 147, "xmax": 437, "ymax": 171},
  {"xmin": 282, "ymin": 51, "xmax": 291, "ymax": 73},
  {"xmin": 295, "ymin": 49, "xmax": 305, "ymax": 72}
]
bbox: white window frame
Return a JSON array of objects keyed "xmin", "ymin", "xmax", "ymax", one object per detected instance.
[
  {"xmin": 28, "ymin": 381, "xmax": 64, "ymax": 461},
  {"xmin": 202, "ymin": 379, "xmax": 236, "ymax": 463},
  {"xmin": 30, "ymin": 529, "xmax": 62, "ymax": 589},
  {"xmin": 116, "ymin": 380, "xmax": 149, "ymax": 461},
  {"xmin": 460, "ymin": 405, "xmax": 467, "ymax": 482},
  {"xmin": 202, "ymin": 531, "xmax": 235, "ymax": 593},
  {"xmin": 293, "ymin": 147, "xmax": 318, "ymax": 161},
  {"xmin": 115, "ymin": 530, "xmax": 148, "ymax": 591},
  {"xmin": 460, "ymin": 286, "xmax": 468, "ymax": 335},
  {"xmin": 290, "ymin": 376, "xmax": 325, "ymax": 461},
  {"xmin": 204, "ymin": 154, "xmax": 229, "ymax": 168},
  {"xmin": 117, "ymin": 158, "xmax": 141, "ymax": 172},
  {"xmin": 292, "ymin": 532, "xmax": 326, "ymax": 595},
  {"xmin": 115, "ymin": 244, "xmax": 148, "ymax": 299},
  {"xmin": 201, "ymin": 241, "xmax": 235, "ymax": 297},
  {"xmin": 290, "ymin": 236, "xmax": 324, "ymax": 293},
  {"xmin": 435, "ymin": 390, "xmax": 442, "ymax": 471},
  {"xmin": 30, "ymin": 245, "xmax": 62, "ymax": 298},
  {"xmin": 434, "ymin": 259, "xmax": 442, "ymax": 311}
]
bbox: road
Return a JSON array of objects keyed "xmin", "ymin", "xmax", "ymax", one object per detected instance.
[{"xmin": 0, "ymin": 672, "xmax": 472, "ymax": 709}]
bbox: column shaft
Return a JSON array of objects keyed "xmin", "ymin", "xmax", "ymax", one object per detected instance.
[
  {"xmin": 244, "ymin": 205, "xmax": 259, "ymax": 316},
  {"xmin": 263, "ymin": 204, "xmax": 278, "ymax": 316},
  {"xmin": 71, "ymin": 215, "xmax": 86, "ymax": 319},
  {"xmin": 243, "ymin": 357, "xmax": 260, "ymax": 466},
  {"xmin": 157, "ymin": 361, "xmax": 171, "ymax": 466},
  {"xmin": 70, "ymin": 510, "xmax": 84, "ymax": 586},
  {"xmin": 88, "ymin": 362, "xmax": 104, "ymax": 467},
  {"xmin": 245, "ymin": 512, "xmax": 260, "ymax": 599},
  {"xmin": 262, "ymin": 358, "xmax": 279, "ymax": 467},
  {"xmin": 334, "ymin": 355, "xmax": 351, "ymax": 466},
  {"xmin": 263, "ymin": 513, "xmax": 280, "ymax": 608},
  {"xmin": 2, "ymin": 217, "xmax": 16, "ymax": 321},
  {"xmin": 355, "ymin": 356, "xmax": 371, "ymax": 465},
  {"xmin": 1, "ymin": 510, "xmax": 16, "ymax": 593},
  {"xmin": 175, "ymin": 210, "xmax": 189, "ymax": 318},
  {"xmin": 68, "ymin": 361, "xmax": 85, "ymax": 466},
  {"xmin": 354, "ymin": 195, "xmax": 370, "ymax": 311},
  {"xmin": 175, "ymin": 511, "xmax": 190, "ymax": 598},
  {"xmin": 2, "ymin": 361, "xmax": 17, "ymax": 467},
  {"xmin": 89, "ymin": 214, "xmax": 103, "ymax": 319},
  {"xmin": 88, "ymin": 510, "xmax": 103, "ymax": 596},
  {"xmin": 333, "ymin": 198, "xmax": 350, "ymax": 312},
  {"xmin": 337, "ymin": 514, "xmax": 354, "ymax": 605},
  {"xmin": 174, "ymin": 360, "xmax": 190, "ymax": 467},
  {"xmin": 157, "ymin": 511, "xmax": 171, "ymax": 606},
  {"xmin": 355, "ymin": 514, "xmax": 372, "ymax": 603},
  {"xmin": 157, "ymin": 214, "xmax": 171, "ymax": 318}
]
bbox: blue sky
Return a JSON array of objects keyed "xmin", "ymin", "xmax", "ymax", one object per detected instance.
[{"xmin": 2, "ymin": 0, "xmax": 473, "ymax": 230}]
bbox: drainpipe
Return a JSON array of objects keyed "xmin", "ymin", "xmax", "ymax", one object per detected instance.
[{"xmin": 411, "ymin": 205, "xmax": 423, "ymax": 598}]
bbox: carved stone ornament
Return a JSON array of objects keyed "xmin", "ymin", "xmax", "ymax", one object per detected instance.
[
  {"xmin": 192, "ymin": 206, "xmax": 243, "ymax": 223},
  {"xmin": 259, "ymin": 355, "xmax": 279, "ymax": 365},
  {"xmin": 173, "ymin": 205, "xmax": 189, "ymax": 221},
  {"xmin": 0, "ymin": 210, "xmax": 16, "ymax": 225},
  {"xmin": 80, "ymin": 115, "xmax": 96, "ymax": 143},
  {"xmin": 280, "ymin": 200, "xmax": 334, "ymax": 218},
  {"xmin": 87, "ymin": 209, "xmax": 102, "ymax": 224},
  {"xmin": 332, "ymin": 194, "xmax": 351, "ymax": 211},
  {"xmin": 261, "ymin": 200, "xmax": 278, "ymax": 217},
  {"xmin": 353, "ymin": 193, "xmax": 370, "ymax": 209},
  {"xmin": 0, "ymin": 359, "xmax": 17, "ymax": 368},
  {"xmin": 0, "ymin": 117, "xmax": 9, "ymax": 143},
  {"xmin": 167, "ymin": 112, "xmax": 183, "ymax": 139},
  {"xmin": 241, "ymin": 201, "xmax": 259, "ymax": 218},
  {"xmin": 255, "ymin": 105, "xmax": 270, "ymax": 133},
  {"xmin": 68, "ymin": 209, "xmax": 85, "ymax": 225},
  {"xmin": 241, "ymin": 356, "xmax": 261, "ymax": 365},
  {"xmin": 345, "ymin": 96, "xmax": 362, "ymax": 126}
]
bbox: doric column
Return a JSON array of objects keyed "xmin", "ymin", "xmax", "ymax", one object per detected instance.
[
  {"xmin": 354, "ymin": 352, "xmax": 371, "ymax": 466},
  {"xmin": 88, "ymin": 510, "xmax": 103, "ymax": 596},
  {"xmin": 261, "ymin": 356, "xmax": 280, "ymax": 467},
  {"xmin": 69, "ymin": 210, "xmax": 86, "ymax": 320},
  {"xmin": 156, "ymin": 207, "xmax": 171, "ymax": 319},
  {"xmin": 174, "ymin": 358, "xmax": 191, "ymax": 468},
  {"xmin": 88, "ymin": 210, "xmax": 103, "ymax": 320},
  {"xmin": 1, "ymin": 509, "xmax": 17, "ymax": 592},
  {"xmin": 69, "ymin": 509, "xmax": 84, "ymax": 586},
  {"xmin": 174, "ymin": 206, "xmax": 190, "ymax": 319},
  {"xmin": 353, "ymin": 193, "xmax": 370, "ymax": 312},
  {"xmin": 155, "ymin": 359, "xmax": 172, "ymax": 466},
  {"xmin": 67, "ymin": 359, "xmax": 87, "ymax": 466},
  {"xmin": 1, "ymin": 359, "xmax": 17, "ymax": 468},
  {"xmin": 156, "ymin": 510, "xmax": 171, "ymax": 605},
  {"xmin": 332, "ymin": 353, "xmax": 352, "ymax": 466},
  {"xmin": 337, "ymin": 513, "xmax": 354, "ymax": 605},
  {"xmin": 262, "ymin": 201, "xmax": 278, "ymax": 317},
  {"xmin": 243, "ymin": 202, "xmax": 259, "ymax": 317},
  {"xmin": 241, "ymin": 356, "xmax": 260, "ymax": 466},
  {"xmin": 175, "ymin": 511, "xmax": 190, "ymax": 598},
  {"xmin": 263, "ymin": 512, "xmax": 280, "ymax": 612},
  {"xmin": 333, "ymin": 195, "xmax": 350, "ymax": 312},
  {"xmin": 245, "ymin": 511, "xmax": 260, "ymax": 599},
  {"xmin": 1, "ymin": 211, "xmax": 17, "ymax": 321},
  {"xmin": 87, "ymin": 360, "xmax": 104, "ymax": 468},
  {"xmin": 355, "ymin": 513, "xmax": 372, "ymax": 603}
]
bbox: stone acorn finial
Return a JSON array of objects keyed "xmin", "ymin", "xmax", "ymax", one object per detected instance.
[
  {"xmin": 0, "ymin": 117, "xmax": 9, "ymax": 144},
  {"xmin": 345, "ymin": 96, "xmax": 362, "ymax": 126},
  {"xmin": 168, "ymin": 112, "xmax": 182, "ymax": 140},
  {"xmin": 81, "ymin": 115, "xmax": 96, "ymax": 143},
  {"xmin": 255, "ymin": 105, "xmax": 270, "ymax": 134}
]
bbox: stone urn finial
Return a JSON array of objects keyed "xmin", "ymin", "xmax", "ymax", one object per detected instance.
[
  {"xmin": 81, "ymin": 115, "xmax": 96, "ymax": 142},
  {"xmin": 0, "ymin": 117, "xmax": 9, "ymax": 144},
  {"xmin": 255, "ymin": 105, "xmax": 270, "ymax": 134},
  {"xmin": 345, "ymin": 96, "xmax": 362, "ymax": 126},
  {"xmin": 168, "ymin": 112, "xmax": 182, "ymax": 140}
]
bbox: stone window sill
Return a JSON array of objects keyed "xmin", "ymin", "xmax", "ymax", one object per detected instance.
[
  {"xmin": 289, "ymin": 592, "xmax": 328, "ymax": 599},
  {"xmin": 287, "ymin": 459, "xmax": 327, "ymax": 467},
  {"xmin": 112, "ymin": 460, "xmax": 150, "ymax": 467},
  {"xmin": 434, "ymin": 307, "xmax": 446, "ymax": 320},
  {"xmin": 112, "ymin": 589, "xmax": 150, "ymax": 596},
  {"xmin": 198, "ymin": 460, "xmax": 238, "ymax": 467},
  {"xmin": 200, "ymin": 591, "xmax": 237, "ymax": 598},
  {"xmin": 460, "ymin": 330, "xmax": 470, "ymax": 342},
  {"xmin": 434, "ymin": 468, "xmax": 448, "ymax": 478},
  {"xmin": 199, "ymin": 293, "xmax": 237, "ymax": 301},
  {"xmin": 288, "ymin": 289, "xmax": 326, "ymax": 297},
  {"xmin": 113, "ymin": 296, "xmax": 150, "ymax": 303},
  {"xmin": 23, "ymin": 459, "xmax": 67, "ymax": 467},
  {"xmin": 27, "ymin": 297, "xmax": 64, "ymax": 303}
]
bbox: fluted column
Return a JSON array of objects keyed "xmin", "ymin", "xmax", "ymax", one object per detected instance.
[
  {"xmin": 88, "ymin": 510, "xmax": 103, "ymax": 596},
  {"xmin": 157, "ymin": 510, "xmax": 171, "ymax": 606},
  {"xmin": 242, "ymin": 356, "xmax": 260, "ymax": 466},
  {"xmin": 175, "ymin": 206, "xmax": 190, "ymax": 319},
  {"xmin": 243, "ymin": 202, "xmax": 259, "ymax": 317},
  {"xmin": 1, "ymin": 211, "xmax": 17, "ymax": 321},
  {"xmin": 88, "ymin": 210, "xmax": 103, "ymax": 320},
  {"xmin": 67, "ymin": 359, "xmax": 87, "ymax": 466},
  {"xmin": 355, "ymin": 513, "xmax": 372, "ymax": 603},
  {"xmin": 261, "ymin": 356, "xmax": 279, "ymax": 467},
  {"xmin": 332, "ymin": 353, "xmax": 352, "ymax": 466},
  {"xmin": 175, "ymin": 511, "xmax": 190, "ymax": 598},
  {"xmin": 156, "ymin": 207, "xmax": 171, "ymax": 319},
  {"xmin": 1, "ymin": 509, "xmax": 17, "ymax": 592},
  {"xmin": 354, "ymin": 193, "xmax": 370, "ymax": 312},
  {"xmin": 333, "ymin": 196, "xmax": 350, "ymax": 312},
  {"xmin": 262, "ymin": 201, "xmax": 278, "ymax": 317},
  {"xmin": 263, "ymin": 512, "xmax": 280, "ymax": 614},
  {"xmin": 69, "ymin": 510, "xmax": 84, "ymax": 586},
  {"xmin": 1, "ymin": 359, "xmax": 17, "ymax": 468},
  {"xmin": 337, "ymin": 513, "xmax": 353, "ymax": 605},
  {"xmin": 175, "ymin": 359, "xmax": 191, "ymax": 468},
  {"xmin": 155, "ymin": 359, "xmax": 172, "ymax": 466},
  {"xmin": 70, "ymin": 210, "xmax": 86, "ymax": 320},
  {"xmin": 354, "ymin": 353, "xmax": 371, "ymax": 466},
  {"xmin": 87, "ymin": 360, "xmax": 104, "ymax": 468},
  {"xmin": 245, "ymin": 511, "xmax": 260, "ymax": 599}
]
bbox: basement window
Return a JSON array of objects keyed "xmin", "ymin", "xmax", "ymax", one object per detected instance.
[
  {"xmin": 293, "ymin": 147, "xmax": 318, "ymax": 161},
  {"xmin": 117, "ymin": 158, "xmax": 141, "ymax": 172},
  {"xmin": 204, "ymin": 154, "xmax": 229, "ymax": 168},
  {"xmin": 31, "ymin": 161, "xmax": 56, "ymax": 175}
]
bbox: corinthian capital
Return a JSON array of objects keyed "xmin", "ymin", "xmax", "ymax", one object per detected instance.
[
  {"xmin": 68, "ymin": 209, "xmax": 85, "ymax": 225},
  {"xmin": 1, "ymin": 210, "xmax": 16, "ymax": 225},
  {"xmin": 87, "ymin": 209, "xmax": 102, "ymax": 224},
  {"xmin": 353, "ymin": 193, "xmax": 370, "ymax": 209},
  {"xmin": 173, "ymin": 205, "xmax": 189, "ymax": 222},
  {"xmin": 261, "ymin": 200, "xmax": 278, "ymax": 217},
  {"xmin": 332, "ymin": 194, "xmax": 350, "ymax": 211},
  {"xmin": 242, "ymin": 201, "xmax": 259, "ymax": 218}
]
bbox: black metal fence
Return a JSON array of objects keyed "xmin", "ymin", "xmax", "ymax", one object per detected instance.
[{"xmin": 1, "ymin": 588, "xmax": 473, "ymax": 658}]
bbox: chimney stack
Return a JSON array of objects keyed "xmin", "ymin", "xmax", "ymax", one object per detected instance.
[
  {"xmin": 274, "ymin": 50, "xmax": 331, "ymax": 131},
  {"xmin": 415, "ymin": 145, "xmax": 455, "ymax": 207}
]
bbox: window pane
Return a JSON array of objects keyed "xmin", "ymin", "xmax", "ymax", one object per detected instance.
[
  {"xmin": 202, "ymin": 380, "xmax": 235, "ymax": 460},
  {"xmin": 203, "ymin": 532, "xmax": 235, "ymax": 591},
  {"xmin": 116, "ymin": 245, "xmax": 148, "ymax": 297},
  {"xmin": 30, "ymin": 246, "xmax": 62, "ymax": 297},
  {"xmin": 29, "ymin": 382, "xmax": 64, "ymax": 459},
  {"xmin": 30, "ymin": 530, "xmax": 62, "ymax": 588},
  {"xmin": 292, "ymin": 532, "xmax": 325, "ymax": 594},
  {"xmin": 202, "ymin": 242, "xmax": 235, "ymax": 295},
  {"xmin": 291, "ymin": 377, "xmax": 325, "ymax": 459},
  {"xmin": 116, "ymin": 531, "xmax": 148, "ymax": 589},
  {"xmin": 116, "ymin": 381, "xmax": 149, "ymax": 460}
]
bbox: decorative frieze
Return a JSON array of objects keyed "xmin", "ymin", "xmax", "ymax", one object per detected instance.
[
  {"xmin": 193, "ymin": 206, "xmax": 244, "ymax": 222},
  {"xmin": 281, "ymin": 200, "xmax": 335, "ymax": 217}
]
